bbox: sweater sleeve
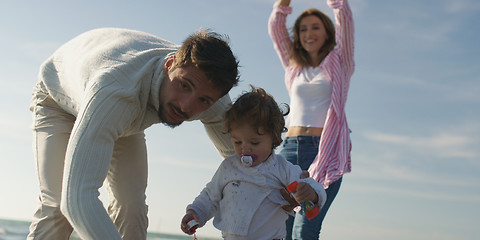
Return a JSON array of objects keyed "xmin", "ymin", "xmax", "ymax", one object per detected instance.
[
  {"xmin": 268, "ymin": 3, "xmax": 293, "ymax": 69},
  {"xmin": 308, "ymin": 0, "xmax": 355, "ymax": 187},
  {"xmin": 328, "ymin": 0, "xmax": 355, "ymax": 75},
  {"xmin": 187, "ymin": 160, "xmax": 227, "ymax": 226},
  {"xmin": 194, "ymin": 94, "xmax": 235, "ymax": 158},
  {"xmin": 300, "ymin": 178, "xmax": 327, "ymax": 209},
  {"xmin": 60, "ymin": 83, "xmax": 139, "ymax": 240},
  {"xmin": 283, "ymin": 158, "xmax": 327, "ymax": 209}
]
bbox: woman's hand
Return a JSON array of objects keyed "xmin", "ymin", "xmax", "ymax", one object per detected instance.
[{"xmin": 277, "ymin": 0, "xmax": 291, "ymax": 7}]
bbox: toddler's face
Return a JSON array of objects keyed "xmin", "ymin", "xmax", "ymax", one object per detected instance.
[{"xmin": 230, "ymin": 123, "xmax": 273, "ymax": 167}]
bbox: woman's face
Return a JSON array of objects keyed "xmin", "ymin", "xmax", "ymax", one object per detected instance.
[{"xmin": 299, "ymin": 15, "xmax": 328, "ymax": 56}]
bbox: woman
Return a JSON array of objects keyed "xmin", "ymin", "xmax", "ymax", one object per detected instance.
[{"xmin": 268, "ymin": 0, "xmax": 354, "ymax": 239}]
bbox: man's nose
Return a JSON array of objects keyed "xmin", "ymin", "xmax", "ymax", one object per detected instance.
[{"xmin": 179, "ymin": 95, "xmax": 195, "ymax": 113}]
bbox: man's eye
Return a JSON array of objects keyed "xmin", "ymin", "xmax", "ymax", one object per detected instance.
[
  {"xmin": 200, "ymin": 98, "xmax": 212, "ymax": 106},
  {"xmin": 251, "ymin": 142, "xmax": 259, "ymax": 145}
]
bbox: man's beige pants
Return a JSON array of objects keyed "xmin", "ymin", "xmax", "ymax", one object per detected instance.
[{"xmin": 27, "ymin": 85, "xmax": 149, "ymax": 239}]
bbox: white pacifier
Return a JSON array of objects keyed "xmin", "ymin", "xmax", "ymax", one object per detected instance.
[{"xmin": 240, "ymin": 154, "xmax": 257, "ymax": 167}]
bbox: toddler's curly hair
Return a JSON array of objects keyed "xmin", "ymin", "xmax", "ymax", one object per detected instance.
[{"xmin": 224, "ymin": 85, "xmax": 289, "ymax": 149}]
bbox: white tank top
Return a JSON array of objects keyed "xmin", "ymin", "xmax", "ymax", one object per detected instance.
[{"xmin": 287, "ymin": 66, "xmax": 332, "ymax": 128}]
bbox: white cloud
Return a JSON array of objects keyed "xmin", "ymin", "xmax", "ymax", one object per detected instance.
[
  {"xmin": 351, "ymin": 151, "xmax": 480, "ymax": 189},
  {"xmin": 444, "ymin": 0, "xmax": 480, "ymax": 14},
  {"xmin": 0, "ymin": 112, "xmax": 31, "ymax": 141},
  {"xmin": 365, "ymin": 70, "xmax": 480, "ymax": 103},
  {"xmin": 362, "ymin": 130, "xmax": 479, "ymax": 161},
  {"xmin": 19, "ymin": 41, "xmax": 62, "ymax": 63},
  {"xmin": 378, "ymin": 17, "xmax": 452, "ymax": 50},
  {"xmin": 155, "ymin": 155, "xmax": 220, "ymax": 171},
  {"xmin": 350, "ymin": 126, "xmax": 480, "ymax": 194},
  {"xmin": 347, "ymin": 179, "xmax": 480, "ymax": 203},
  {"xmin": 325, "ymin": 221, "xmax": 460, "ymax": 240},
  {"xmin": 369, "ymin": 1, "xmax": 479, "ymax": 51}
]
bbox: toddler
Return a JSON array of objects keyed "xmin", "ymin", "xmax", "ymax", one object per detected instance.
[{"xmin": 180, "ymin": 86, "xmax": 326, "ymax": 239}]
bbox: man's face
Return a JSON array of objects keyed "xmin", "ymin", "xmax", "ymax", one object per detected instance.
[{"xmin": 158, "ymin": 57, "xmax": 223, "ymax": 128}]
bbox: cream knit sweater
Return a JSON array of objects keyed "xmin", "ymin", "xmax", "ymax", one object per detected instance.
[{"xmin": 36, "ymin": 28, "xmax": 234, "ymax": 239}]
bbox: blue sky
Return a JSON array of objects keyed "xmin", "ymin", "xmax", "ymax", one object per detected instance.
[{"xmin": 1, "ymin": 0, "xmax": 479, "ymax": 239}]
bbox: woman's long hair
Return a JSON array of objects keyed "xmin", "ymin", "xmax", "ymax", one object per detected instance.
[{"xmin": 291, "ymin": 8, "xmax": 336, "ymax": 67}]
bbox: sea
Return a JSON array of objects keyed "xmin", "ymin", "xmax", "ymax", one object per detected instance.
[{"xmin": 0, "ymin": 218, "xmax": 221, "ymax": 240}]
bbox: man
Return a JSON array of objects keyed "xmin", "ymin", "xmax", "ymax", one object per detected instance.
[{"xmin": 28, "ymin": 28, "xmax": 239, "ymax": 240}]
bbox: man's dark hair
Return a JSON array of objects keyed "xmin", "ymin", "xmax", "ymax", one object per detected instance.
[{"xmin": 173, "ymin": 29, "xmax": 240, "ymax": 95}]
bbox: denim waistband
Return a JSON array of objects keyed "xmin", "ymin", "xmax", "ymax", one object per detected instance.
[{"xmin": 283, "ymin": 135, "xmax": 320, "ymax": 144}]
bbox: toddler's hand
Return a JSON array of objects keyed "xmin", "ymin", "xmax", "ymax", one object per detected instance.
[
  {"xmin": 281, "ymin": 170, "xmax": 310, "ymax": 211},
  {"xmin": 293, "ymin": 181, "xmax": 318, "ymax": 204},
  {"xmin": 181, "ymin": 210, "xmax": 199, "ymax": 235}
]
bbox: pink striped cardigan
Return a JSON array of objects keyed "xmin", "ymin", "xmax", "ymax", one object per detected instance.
[{"xmin": 268, "ymin": 0, "xmax": 355, "ymax": 188}]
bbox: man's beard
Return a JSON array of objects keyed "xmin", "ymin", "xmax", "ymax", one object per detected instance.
[{"xmin": 157, "ymin": 104, "xmax": 182, "ymax": 129}]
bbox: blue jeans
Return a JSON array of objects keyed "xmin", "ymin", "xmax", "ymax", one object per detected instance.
[{"xmin": 280, "ymin": 136, "xmax": 343, "ymax": 240}]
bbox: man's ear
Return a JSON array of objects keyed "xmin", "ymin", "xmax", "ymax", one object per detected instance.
[{"xmin": 163, "ymin": 55, "xmax": 175, "ymax": 73}]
